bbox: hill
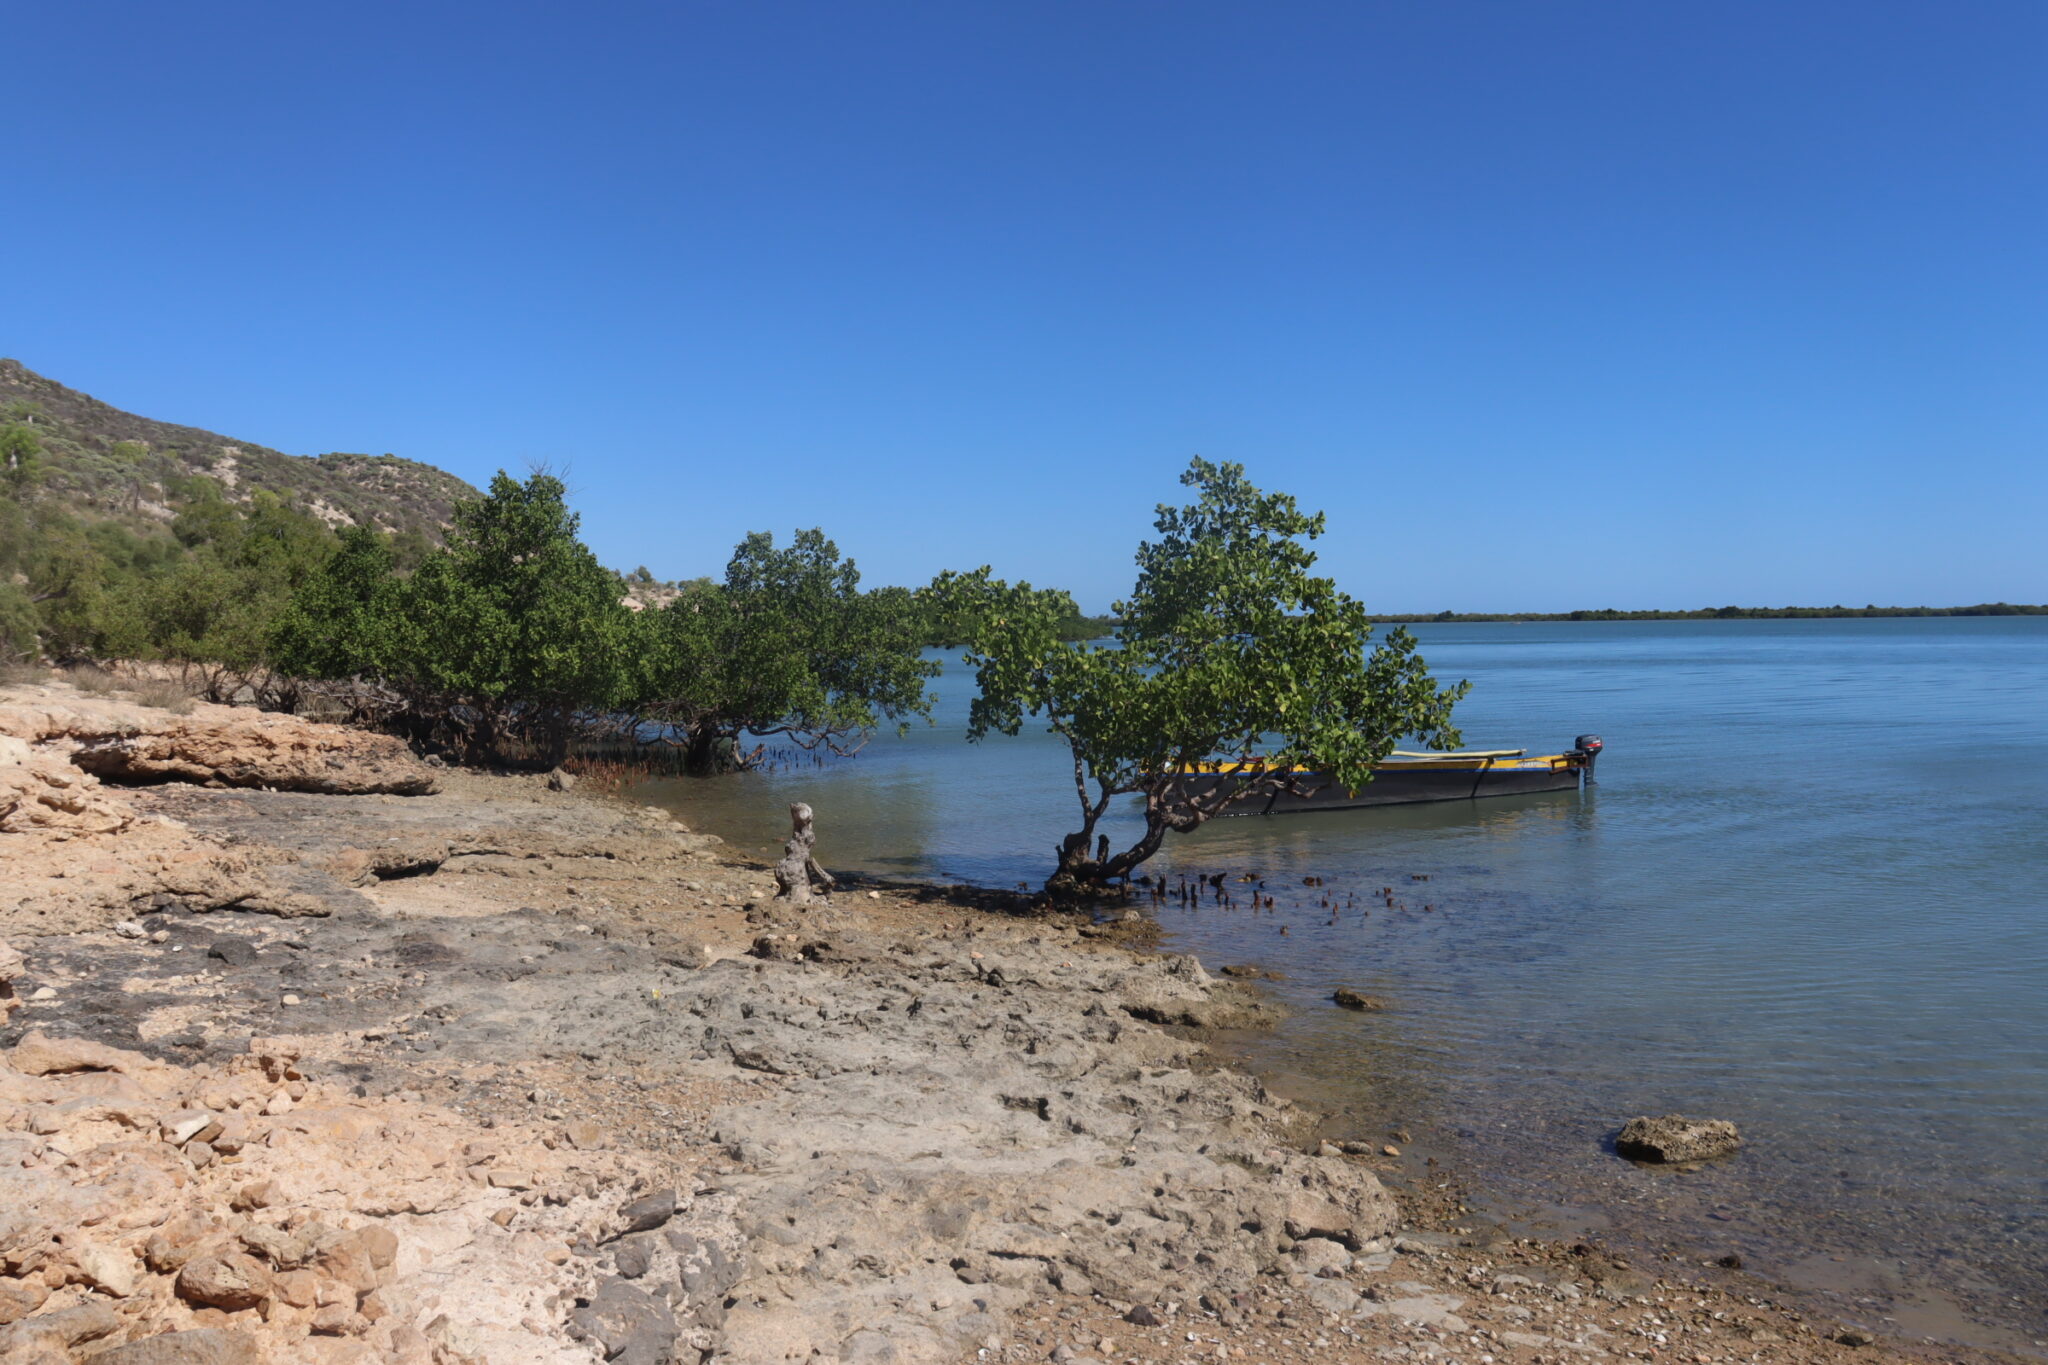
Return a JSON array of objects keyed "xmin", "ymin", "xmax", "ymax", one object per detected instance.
[{"xmin": 0, "ymin": 358, "xmax": 477, "ymax": 541}]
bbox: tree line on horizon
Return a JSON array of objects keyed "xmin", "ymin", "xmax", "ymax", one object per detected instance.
[
  {"xmin": 3, "ymin": 417, "xmax": 1478, "ymax": 893},
  {"xmin": 8, "ymin": 407, "xmax": 2035, "ymax": 896}
]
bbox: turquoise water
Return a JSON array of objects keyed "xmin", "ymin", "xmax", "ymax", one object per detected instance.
[{"xmin": 640, "ymin": 618, "xmax": 2048, "ymax": 1348}]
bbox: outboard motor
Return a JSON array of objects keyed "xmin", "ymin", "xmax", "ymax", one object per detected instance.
[{"xmin": 1572, "ymin": 734, "xmax": 1604, "ymax": 783}]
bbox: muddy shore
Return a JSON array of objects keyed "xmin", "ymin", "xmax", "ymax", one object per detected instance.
[{"xmin": 0, "ymin": 679, "xmax": 2025, "ymax": 1364}]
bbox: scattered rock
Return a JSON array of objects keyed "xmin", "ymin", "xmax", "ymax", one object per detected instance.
[
  {"xmin": 68, "ymin": 707, "xmax": 440, "ymax": 796},
  {"xmin": 176, "ymin": 1253, "xmax": 274, "ymax": 1310},
  {"xmin": 9, "ymin": 1029, "xmax": 159, "ymax": 1076},
  {"xmin": 570, "ymin": 1277, "xmax": 679, "ymax": 1365},
  {"xmin": 1331, "ymin": 989, "xmax": 1386, "ymax": 1011},
  {"xmin": 0, "ymin": 1279, "xmax": 48, "ymax": 1325},
  {"xmin": 74, "ymin": 1242, "xmax": 141, "ymax": 1297},
  {"xmin": 660, "ymin": 940, "xmax": 715, "ymax": 969},
  {"xmin": 547, "ymin": 767, "xmax": 577, "ymax": 792},
  {"xmin": 0, "ymin": 734, "xmax": 137, "ymax": 835},
  {"xmin": 1615, "ymin": 1114, "xmax": 1742, "ymax": 1163},
  {"xmin": 207, "ymin": 938, "xmax": 260, "ymax": 968},
  {"xmin": 563, "ymin": 1119, "xmax": 612, "ymax": 1150},
  {"xmin": 0, "ymin": 1301, "xmax": 122, "ymax": 1355},
  {"xmin": 0, "ymin": 939, "xmax": 20, "ymax": 1020},
  {"xmin": 618, "ymin": 1189, "xmax": 677, "ymax": 1234},
  {"xmin": 92, "ymin": 1327, "xmax": 262, "ymax": 1364}
]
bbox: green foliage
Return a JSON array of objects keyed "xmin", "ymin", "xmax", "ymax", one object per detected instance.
[
  {"xmin": 931, "ymin": 458, "xmax": 1468, "ymax": 895},
  {"xmin": 269, "ymin": 526, "xmax": 400, "ymax": 681},
  {"xmin": 354, "ymin": 471, "xmax": 636, "ymax": 763},
  {"xmin": 0, "ymin": 424, "xmax": 42, "ymax": 498},
  {"xmin": 0, "ymin": 580, "xmax": 37, "ymax": 664},
  {"xmin": 637, "ymin": 529, "xmax": 937, "ymax": 771}
]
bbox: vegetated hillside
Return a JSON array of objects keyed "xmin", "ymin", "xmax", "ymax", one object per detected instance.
[{"xmin": 0, "ymin": 359, "xmax": 477, "ymax": 540}]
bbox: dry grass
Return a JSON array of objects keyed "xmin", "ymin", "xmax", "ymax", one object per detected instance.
[
  {"xmin": 54, "ymin": 663, "xmax": 201, "ymax": 713},
  {"xmin": 124, "ymin": 679, "xmax": 199, "ymax": 715},
  {"xmin": 59, "ymin": 663, "xmax": 123, "ymax": 695}
]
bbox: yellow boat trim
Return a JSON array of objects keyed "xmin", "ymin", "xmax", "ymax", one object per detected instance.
[{"xmin": 1184, "ymin": 752, "xmax": 1582, "ymax": 775}]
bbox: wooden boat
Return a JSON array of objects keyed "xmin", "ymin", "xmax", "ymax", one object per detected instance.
[{"xmin": 1175, "ymin": 735, "xmax": 1603, "ymax": 815}]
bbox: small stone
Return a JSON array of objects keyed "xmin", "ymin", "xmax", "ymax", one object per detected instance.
[
  {"xmin": 75, "ymin": 1243, "xmax": 140, "ymax": 1297},
  {"xmin": 0, "ymin": 1279, "xmax": 49, "ymax": 1324},
  {"xmin": 618, "ymin": 1189, "xmax": 677, "ymax": 1233},
  {"xmin": 29, "ymin": 986, "xmax": 56, "ymax": 1001},
  {"xmin": 92, "ymin": 1328, "xmax": 262, "ymax": 1364},
  {"xmin": 114, "ymin": 920, "xmax": 147, "ymax": 940},
  {"xmin": 230, "ymin": 1180, "xmax": 279, "ymax": 1211},
  {"xmin": 1332, "ymin": 989, "xmax": 1386, "ymax": 1011},
  {"xmin": 279, "ymin": 994, "xmax": 301, "ymax": 1007},
  {"xmin": 488, "ymin": 1169, "xmax": 533, "ymax": 1190},
  {"xmin": 176, "ymin": 1253, "xmax": 273, "ymax": 1311},
  {"xmin": 612, "ymin": 1235, "xmax": 654, "ymax": 1279},
  {"xmin": 312, "ymin": 1303, "xmax": 370, "ymax": 1335},
  {"xmin": 563, "ymin": 1120, "xmax": 610, "ymax": 1151},
  {"xmin": 207, "ymin": 939, "xmax": 259, "ymax": 968},
  {"xmin": 1123, "ymin": 1305, "xmax": 1160, "ymax": 1326},
  {"xmin": 161, "ymin": 1109, "xmax": 216, "ymax": 1146},
  {"xmin": 1836, "ymin": 1328, "xmax": 1876, "ymax": 1348}
]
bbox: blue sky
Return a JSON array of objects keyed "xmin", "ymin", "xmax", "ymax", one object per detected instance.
[{"xmin": 8, "ymin": 2, "xmax": 2044, "ymax": 612}]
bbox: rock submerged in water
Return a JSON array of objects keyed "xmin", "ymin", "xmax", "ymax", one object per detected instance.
[
  {"xmin": 1615, "ymin": 1114, "xmax": 1742, "ymax": 1163},
  {"xmin": 1332, "ymin": 988, "xmax": 1386, "ymax": 1012}
]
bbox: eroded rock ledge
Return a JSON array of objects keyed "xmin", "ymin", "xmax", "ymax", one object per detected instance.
[{"xmin": 0, "ymin": 685, "xmax": 439, "ymax": 797}]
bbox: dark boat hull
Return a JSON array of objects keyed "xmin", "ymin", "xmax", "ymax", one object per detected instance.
[{"xmin": 1180, "ymin": 753, "xmax": 1589, "ymax": 815}]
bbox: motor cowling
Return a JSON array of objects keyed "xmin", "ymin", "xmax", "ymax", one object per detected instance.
[{"xmin": 1573, "ymin": 734, "xmax": 1603, "ymax": 757}]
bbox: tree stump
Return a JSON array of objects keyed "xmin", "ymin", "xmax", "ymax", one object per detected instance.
[{"xmin": 772, "ymin": 802, "xmax": 836, "ymax": 905}]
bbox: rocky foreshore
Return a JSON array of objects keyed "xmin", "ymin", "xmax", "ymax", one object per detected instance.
[{"xmin": 0, "ymin": 678, "xmax": 2018, "ymax": 1364}]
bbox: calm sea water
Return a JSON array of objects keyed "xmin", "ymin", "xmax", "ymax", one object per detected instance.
[{"xmin": 638, "ymin": 619, "xmax": 2048, "ymax": 1350}]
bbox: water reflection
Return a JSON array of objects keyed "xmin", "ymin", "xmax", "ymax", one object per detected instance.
[{"xmin": 639, "ymin": 620, "xmax": 2048, "ymax": 1350}]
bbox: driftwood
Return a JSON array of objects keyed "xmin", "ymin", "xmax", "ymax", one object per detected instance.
[{"xmin": 772, "ymin": 802, "xmax": 836, "ymax": 905}]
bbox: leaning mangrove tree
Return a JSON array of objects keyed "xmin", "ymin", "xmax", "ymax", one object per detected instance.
[{"xmin": 931, "ymin": 457, "xmax": 1468, "ymax": 898}]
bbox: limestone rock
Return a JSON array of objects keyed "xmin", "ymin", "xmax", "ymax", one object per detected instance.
[
  {"xmin": 0, "ymin": 939, "xmax": 20, "ymax": 1021},
  {"xmin": 92, "ymin": 1328, "xmax": 263, "ymax": 1364},
  {"xmin": 570, "ymin": 1277, "xmax": 679, "ymax": 1365},
  {"xmin": 73, "ymin": 1241, "xmax": 140, "ymax": 1296},
  {"xmin": 176, "ymin": 1252, "xmax": 274, "ymax": 1310},
  {"xmin": 617, "ymin": 1189, "xmax": 677, "ymax": 1234},
  {"xmin": 0, "ymin": 1301, "xmax": 121, "ymax": 1356},
  {"xmin": 0, "ymin": 735, "xmax": 137, "ymax": 834},
  {"xmin": 0, "ymin": 1278, "xmax": 48, "ymax": 1324},
  {"xmin": 1615, "ymin": 1114, "xmax": 1742, "ymax": 1163},
  {"xmin": 71, "ymin": 710, "xmax": 439, "ymax": 796},
  {"xmin": 9, "ymin": 1030, "xmax": 161, "ymax": 1077}
]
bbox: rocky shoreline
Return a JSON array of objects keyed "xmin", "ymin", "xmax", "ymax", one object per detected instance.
[{"xmin": 0, "ymin": 678, "xmax": 2023, "ymax": 1364}]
